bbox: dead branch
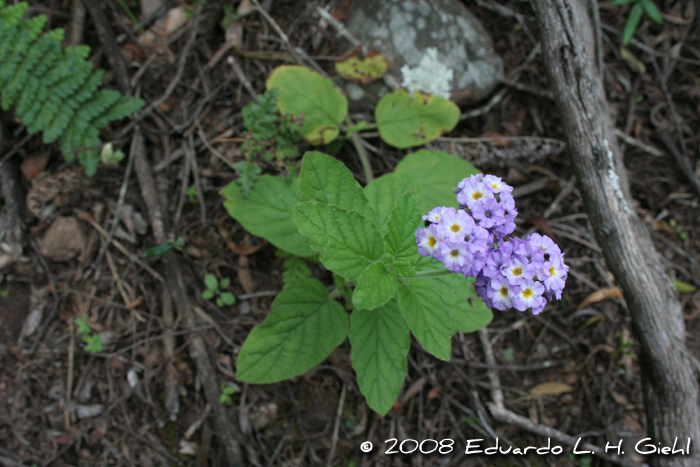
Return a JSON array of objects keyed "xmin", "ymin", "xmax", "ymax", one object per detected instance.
[{"xmin": 530, "ymin": 1, "xmax": 700, "ymax": 466}]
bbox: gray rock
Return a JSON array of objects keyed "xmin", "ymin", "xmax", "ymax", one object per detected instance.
[{"xmin": 342, "ymin": 0, "xmax": 503, "ymax": 110}]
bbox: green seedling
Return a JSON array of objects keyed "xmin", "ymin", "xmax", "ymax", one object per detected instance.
[
  {"xmin": 75, "ymin": 314, "xmax": 103, "ymax": 354},
  {"xmin": 202, "ymin": 274, "xmax": 236, "ymax": 307},
  {"xmin": 219, "ymin": 382, "xmax": 238, "ymax": 406},
  {"xmin": 610, "ymin": 0, "xmax": 663, "ymax": 46}
]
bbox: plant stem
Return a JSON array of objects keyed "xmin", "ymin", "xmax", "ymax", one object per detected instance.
[
  {"xmin": 346, "ymin": 117, "xmax": 374, "ymax": 183},
  {"xmin": 407, "ymin": 269, "xmax": 453, "ymax": 278}
]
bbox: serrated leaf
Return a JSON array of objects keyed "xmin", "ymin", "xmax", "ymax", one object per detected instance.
[
  {"xmin": 267, "ymin": 65, "xmax": 348, "ymax": 145},
  {"xmin": 391, "ymin": 261, "xmax": 414, "ymax": 277},
  {"xmin": 236, "ymin": 278, "xmax": 349, "ymax": 383},
  {"xmin": 294, "ymin": 202, "xmax": 384, "ymax": 281},
  {"xmin": 394, "ymin": 149, "xmax": 481, "ymax": 214},
  {"xmin": 221, "ymin": 175, "xmax": 315, "ymax": 257},
  {"xmin": 375, "ymin": 89, "xmax": 459, "ymax": 148},
  {"xmin": 299, "ymin": 151, "xmax": 377, "ymax": 224},
  {"xmin": 397, "ymin": 280, "xmax": 452, "ymax": 360},
  {"xmin": 204, "ymin": 274, "xmax": 218, "ymax": 290},
  {"xmin": 335, "ymin": 52, "xmax": 389, "ymax": 85},
  {"xmin": 363, "ymin": 172, "xmax": 412, "ymax": 233},
  {"xmin": 641, "ymin": 0, "xmax": 663, "ymax": 24},
  {"xmin": 352, "ymin": 262, "xmax": 398, "ymax": 310},
  {"xmin": 622, "ymin": 3, "xmax": 643, "ymax": 45},
  {"xmin": 349, "ymin": 300, "xmax": 409, "ymax": 415},
  {"xmin": 384, "ymin": 192, "xmax": 422, "ymax": 264},
  {"xmin": 431, "ymin": 274, "xmax": 493, "ymax": 332}
]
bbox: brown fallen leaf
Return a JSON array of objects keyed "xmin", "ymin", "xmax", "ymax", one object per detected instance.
[
  {"xmin": 576, "ymin": 286, "xmax": 622, "ymax": 310},
  {"xmin": 529, "ymin": 382, "xmax": 573, "ymax": 397},
  {"xmin": 20, "ymin": 152, "xmax": 50, "ymax": 183}
]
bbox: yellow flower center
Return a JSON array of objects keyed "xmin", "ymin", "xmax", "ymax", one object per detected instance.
[
  {"xmin": 450, "ymin": 224, "xmax": 461, "ymax": 233},
  {"xmin": 428, "ymin": 237, "xmax": 437, "ymax": 248},
  {"xmin": 492, "ymin": 183, "xmax": 499, "ymax": 189},
  {"xmin": 512, "ymin": 267, "xmax": 522, "ymax": 276},
  {"xmin": 499, "ymin": 287, "xmax": 508, "ymax": 297},
  {"xmin": 549, "ymin": 266, "xmax": 556, "ymax": 276},
  {"xmin": 472, "ymin": 191, "xmax": 483, "ymax": 201},
  {"xmin": 522, "ymin": 288, "xmax": 533, "ymax": 298},
  {"xmin": 450, "ymin": 249, "xmax": 459, "ymax": 258}
]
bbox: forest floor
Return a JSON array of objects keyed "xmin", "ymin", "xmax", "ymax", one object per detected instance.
[{"xmin": 1, "ymin": 0, "xmax": 699, "ymax": 466}]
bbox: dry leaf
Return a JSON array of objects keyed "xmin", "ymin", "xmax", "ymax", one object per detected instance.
[
  {"xmin": 529, "ymin": 382, "xmax": 573, "ymax": 396},
  {"xmin": 20, "ymin": 152, "xmax": 50, "ymax": 182},
  {"xmin": 576, "ymin": 286, "xmax": 622, "ymax": 310}
]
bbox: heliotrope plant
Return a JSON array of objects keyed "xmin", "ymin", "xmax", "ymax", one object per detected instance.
[
  {"xmin": 416, "ymin": 174, "xmax": 568, "ymax": 314},
  {"xmin": 221, "ymin": 150, "xmax": 567, "ymax": 415}
]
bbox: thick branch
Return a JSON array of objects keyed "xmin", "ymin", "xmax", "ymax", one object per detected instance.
[{"xmin": 530, "ymin": 1, "xmax": 700, "ymax": 465}]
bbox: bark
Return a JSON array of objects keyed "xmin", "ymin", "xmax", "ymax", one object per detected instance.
[{"xmin": 530, "ymin": 1, "xmax": 700, "ymax": 465}]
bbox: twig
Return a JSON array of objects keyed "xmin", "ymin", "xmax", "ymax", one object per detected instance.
[
  {"xmin": 82, "ymin": 0, "xmax": 132, "ymax": 95},
  {"xmin": 656, "ymin": 131, "xmax": 700, "ymax": 199},
  {"xmin": 488, "ymin": 404, "xmax": 638, "ymax": 467},
  {"xmin": 349, "ymin": 126, "xmax": 374, "ymax": 183},
  {"xmin": 132, "ymin": 132, "xmax": 243, "ymax": 464},
  {"xmin": 227, "ymin": 54, "xmax": 258, "ymax": 99},
  {"xmin": 614, "ymin": 129, "xmax": 664, "ymax": 158},
  {"xmin": 69, "ymin": 0, "xmax": 86, "ymax": 46},
  {"xmin": 91, "ymin": 128, "xmax": 140, "ymax": 274},
  {"xmin": 75, "ymin": 210, "xmax": 164, "ymax": 282},
  {"xmin": 478, "ymin": 329, "xmax": 504, "ymax": 409},
  {"xmin": 326, "ymin": 382, "xmax": 347, "ymax": 467}
]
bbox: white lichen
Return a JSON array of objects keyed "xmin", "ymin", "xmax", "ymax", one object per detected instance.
[
  {"xmin": 400, "ymin": 47, "xmax": 453, "ymax": 99},
  {"xmin": 604, "ymin": 138, "xmax": 631, "ymax": 214}
]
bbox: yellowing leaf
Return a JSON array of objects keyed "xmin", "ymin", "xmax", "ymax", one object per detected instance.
[
  {"xmin": 335, "ymin": 51, "xmax": 389, "ymax": 85},
  {"xmin": 375, "ymin": 90, "xmax": 459, "ymax": 148},
  {"xmin": 576, "ymin": 286, "xmax": 622, "ymax": 310},
  {"xmin": 266, "ymin": 66, "xmax": 347, "ymax": 145},
  {"xmin": 529, "ymin": 382, "xmax": 573, "ymax": 397},
  {"xmin": 672, "ymin": 279, "xmax": 697, "ymax": 293}
]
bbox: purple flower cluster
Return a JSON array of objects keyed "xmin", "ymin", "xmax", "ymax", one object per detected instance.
[{"xmin": 415, "ymin": 174, "xmax": 568, "ymax": 315}]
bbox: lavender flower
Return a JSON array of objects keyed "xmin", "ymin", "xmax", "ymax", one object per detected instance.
[{"xmin": 416, "ymin": 174, "xmax": 568, "ymax": 315}]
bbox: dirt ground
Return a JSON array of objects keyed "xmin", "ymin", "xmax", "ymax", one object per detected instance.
[{"xmin": 1, "ymin": 0, "xmax": 699, "ymax": 466}]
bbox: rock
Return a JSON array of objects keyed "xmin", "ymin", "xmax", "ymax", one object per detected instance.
[
  {"xmin": 342, "ymin": 0, "xmax": 503, "ymax": 110},
  {"xmin": 39, "ymin": 216, "xmax": 84, "ymax": 262}
]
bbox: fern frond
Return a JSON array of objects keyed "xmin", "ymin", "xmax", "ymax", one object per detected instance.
[{"xmin": 0, "ymin": 2, "xmax": 145, "ymax": 175}]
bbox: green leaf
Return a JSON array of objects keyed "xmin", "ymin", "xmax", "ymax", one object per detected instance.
[
  {"xmin": 204, "ymin": 273, "xmax": 218, "ymax": 290},
  {"xmin": 349, "ymin": 300, "xmax": 409, "ymax": 415},
  {"xmin": 294, "ymin": 202, "xmax": 384, "ymax": 281},
  {"xmin": 83, "ymin": 334, "xmax": 103, "ymax": 353},
  {"xmin": 622, "ymin": 3, "xmax": 644, "ymax": 45},
  {"xmin": 394, "ymin": 149, "xmax": 481, "ymax": 215},
  {"xmin": 221, "ymin": 175, "xmax": 315, "ymax": 257},
  {"xmin": 347, "ymin": 120, "xmax": 368, "ymax": 135},
  {"xmin": 363, "ymin": 172, "xmax": 412, "ymax": 233},
  {"xmin": 202, "ymin": 289, "xmax": 216, "ymax": 300},
  {"xmin": 267, "ymin": 65, "xmax": 348, "ymax": 145},
  {"xmin": 641, "ymin": 0, "xmax": 663, "ymax": 24},
  {"xmin": 672, "ymin": 279, "xmax": 697, "ymax": 293},
  {"xmin": 220, "ymin": 278, "xmax": 231, "ymax": 289},
  {"xmin": 391, "ymin": 261, "xmax": 415, "ymax": 277},
  {"xmin": 375, "ymin": 89, "xmax": 460, "ymax": 148},
  {"xmin": 352, "ymin": 262, "xmax": 398, "ymax": 310},
  {"xmin": 431, "ymin": 274, "xmax": 493, "ymax": 332},
  {"xmin": 397, "ymin": 279, "xmax": 452, "ymax": 360},
  {"xmin": 220, "ymin": 292, "xmax": 236, "ymax": 305},
  {"xmin": 236, "ymin": 278, "xmax": 349, "ymax": 383},
  {"xmin": 383, "ymin": 192, "xmax": 422, "ymax": 264},
  {"xmin": 299, "ymin": 151, "xmax": 377, "ymax": 224},
  {"xmin": 609, "ymin": 0, "xmax": 636, "ymax": 5}
]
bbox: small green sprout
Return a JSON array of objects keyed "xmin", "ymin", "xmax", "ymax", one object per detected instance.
[
  {"xmin": 610, "ymin": 0, "xmax": 663, "ymax": 46},
  {"xmin": 186, "ymin": 185, "xmax": 199, "ymax": 204},
  {"xmin": 669, "ymin": 219, "xmax": 688, "ymax": 241},
  {"xmin": 202, "ymin": 274, "xmax": 236, "ymax": 307},
  {"xmin": 75, "ymin": 314, "xmax": 103, "ymax": 354},
  {"xmin": 0, "ymin": 289, "xmax": 9, "ymax": 298},
  {"xmin": 219, "ymin": 382, "xmax": 238, "ymax": 406}
]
